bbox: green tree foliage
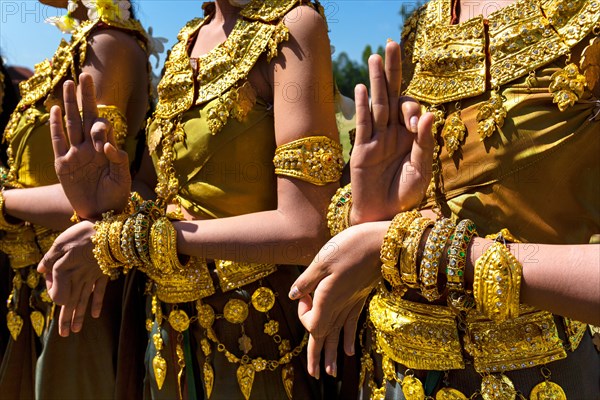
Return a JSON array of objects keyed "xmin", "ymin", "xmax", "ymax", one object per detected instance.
[{"xmin": 332, "ymin": 1, "xmax": 425, "ymax": 98}]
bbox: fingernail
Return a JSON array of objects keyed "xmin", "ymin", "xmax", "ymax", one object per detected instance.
[
  {"xmin": 288, "ymin": 286, "xmax": 300, "ymax": 300},
  {"xmin": 72, "ymin": 323, "xmax": 81, "ymax": 332},
  {"xmin": 314, "ymin": 368, "xmax": 320, "ymax": 380},
  {"xmin": 346, "ymin": 344, "xmax": 355, "ymax": 356},
  {"xmin": 331, "ymin": 362, "xmax": 337, "ymax": 378},
  {"xmin": 410, "ymin": 116, "xmax": 419, "ymax": 133}
]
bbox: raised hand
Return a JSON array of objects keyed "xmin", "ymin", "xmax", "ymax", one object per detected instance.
[
  {"xmin": 37, "ymin": 221, "xmax": 108, "ymax": 337},
  {"xmin": 288, "ymin": 221, "xmax": 390, "ymax": 379},
  {"xmin": 350, "ymin": 41, "xmax": 435, "ymax": 224},
  {"xmin": 50, "ymin": 73, "xmax": 131, "ymax": 219}
]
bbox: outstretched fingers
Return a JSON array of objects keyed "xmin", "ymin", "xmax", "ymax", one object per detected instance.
[
  {"xmin": 79, "ymin": 73, "xmax": 99, "ymax": 140},
  {"xmin": 354, "ymin": 84, "xmax": 372, "ymax": 146},
  {"xmin": 368, "ymin": 55, "xmax": 389, "ymax": 136},
  {"xmin": 384, "ymin": 41, "xmax": 402, "ymax": 126},
  {"xmin": 409, "ymin": 112, "xmax": 435, "ymax": 178},
  {"xmin": 49, "ymin": 105, "xmax": 69, "ymax": 159}
]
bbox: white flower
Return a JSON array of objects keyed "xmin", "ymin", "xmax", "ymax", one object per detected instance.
[
  {"xmin": 67, "ymin": 0, "xmax": 78, "ymax": 13},
  {"xmin": 45, "ymin": 15, "xmax": 80, "ymax": 33},
  {"xmin": 146, "ymin": 26, "xmax": 169, "ymax": 68},
  {"xmin": 82, "ymin": 0, "xmax": 130, "ymax": 21}
]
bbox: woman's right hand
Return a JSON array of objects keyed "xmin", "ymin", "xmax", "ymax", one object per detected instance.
[
  {"xmin": 50, "ymin": 73, "xmax": 131, "ymax": 219},
  {"xmin": 350, "ymin": 41, "xmax": 435, "ymax": 224}
]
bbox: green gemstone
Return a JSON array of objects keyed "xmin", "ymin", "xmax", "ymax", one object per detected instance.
[
  {"xmin": 459, "ymin": 251, "xmax": 465, "ymax": 257},
  {"xmin": 458, "ymin": 271, "xmax": 463, "ymax": 276}
]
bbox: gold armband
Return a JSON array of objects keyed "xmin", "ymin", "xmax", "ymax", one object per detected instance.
[
  {"xmin": 326, "ymin": 184, "xmax": 352, "ymax": 236},
  {"xmin": 97, "ymin": 105, "xmax": 128, "ymax": 148},
  {"xmin": 0, "ymin": 190, "xmax": 25, "ymax": 232},
  {"xmin": 473, "ymin": 240, "xmax": 522, "ymax": 323},
  {"xmin": 273, "ymin": 136, "xmax": 344, "ymax": 185},
  {"xmin": 380, "ymin": 211, "xmax": 420, "ymax": 292}
]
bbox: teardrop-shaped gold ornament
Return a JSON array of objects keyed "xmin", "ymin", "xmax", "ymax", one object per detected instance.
[
  {"xmin": 401, "ymin": 374, "xmax": 425, "ymax": 400},
  {"xmin": 30, "ymin": 310, "xmax": 44, "ymax": 337},
  {"xmin": 7, "ymin": 310, "xmax": 23, "ymax": 341},
  {"xmin": 236, "ymin": 364, "xmax": 255, "ymax": 400},
  {"xmin": 441, "ymin": 111, "xmax": 467, "ymax": 156},
  {"xmin": 480, "ymin": 374, "xmax": 516, "ymax": 400},
  {"xmin": 203, "ymin": 361, "xmax": 214, "ymax": 399},
  {"xmin": 26, "ymin": 269, "xmax": 40, "ymax": 289},
  {"xmin": 282, "ymin": 363, "xmax": 294, "ymax": 400},
  {"xmin": 436, "ymin": 387, "xmax": 468, "ymax": 400},
  {"xmin": 476, "ymin": 90, "xmax": 507, "ymax": 140},
  {"xmin": 529, "ymin": 381, "xmax": 567, "ymax": 400},
  {"xmin": 152, "ymin": 354, "xmax": 167, "ymax": 390}
]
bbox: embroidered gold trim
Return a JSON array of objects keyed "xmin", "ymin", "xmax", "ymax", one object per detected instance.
[
  {"xmin": 97, "ymin": 105, "xmax": 128, "ymax": 147},
  {"xmin": 405, "ymin": 0, "xmax": 600, "ymax": 104},
  {"xmin": 215, "ymin": 260, "xmax": 278, "ymax": 292}
]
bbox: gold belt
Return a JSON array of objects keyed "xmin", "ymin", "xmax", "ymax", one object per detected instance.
[
  {"xmin": 369, "ymin": 287, "xmax": 465, "ymax": 371},
  {"xmin": 464, "ymin": 308, "xmax": 567, "ymax": 373},
  {"xmin": 369, "ymin": 286, "xmax": 572, "ymax": 373}
]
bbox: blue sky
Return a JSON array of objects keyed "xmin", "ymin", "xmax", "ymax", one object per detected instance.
[{"xmin": 0, "ymin": 0, "xmax": 413, "ymax": 70}]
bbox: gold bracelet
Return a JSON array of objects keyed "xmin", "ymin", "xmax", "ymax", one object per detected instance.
[
  {"xmin": 380, "ymin": 211, "xmax": 421, "ymax": 291},
  {"xmin": 120, "ymin": 214, "xmax": 142, "ymax": 268},
  {"xmin": 326, "ymin": 184, "xmax": 352, "ymax": 236},
  {"xmin": 134, "ymin": 201, "xmax": 163, "ymax": 265},
  {"xmin": 399, "ymin": 217, "xmax": 434, "ymax": 289},
  {"xmin": 0, "ymin": 190, "xmax": 25, "ymax": 232},
  {"xmin": 473, "ymin": 239, "xmax": 522, "ymax": 323},
  {"xmin": 446, "ymin": 219, "xmax": 477, "ymax": 292},
  {"xmin": 419, "ymin": 218, "xmax": 455, "ymax": 302},
  {"xmin": 108, "ymin": 214, "xmax": 128, "ymax": 265},
  {"xmin": 92, "ymin": 213, "xmax": 122, "ymax": 280},
  {"xmin": 273, "ymin": 136, "xmax": 344, "ymax": 185}
]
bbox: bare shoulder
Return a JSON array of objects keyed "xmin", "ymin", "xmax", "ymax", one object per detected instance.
[
  {"xmin": 86, "ymin": 27, "xmax": 147, "ymax": 68},
  {"xmin": 282, "ymin": 4, "xmax": 329, "ymax": 46}
]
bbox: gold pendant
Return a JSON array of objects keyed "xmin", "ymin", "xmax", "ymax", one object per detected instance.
[
  {"xmin": 436, "ymin": 387, "xmax": 468, "ymax": 400},
  {"xmin": 13, "ymin": 274, "xmax": 22, "ymax": 290},
  {"xmin": 251, "ymin": 287, "xmax": 276, "ymax": 313},
  {"xmin": 529, "ymin": 381, "xmax": 567, "ymax": 400},
  {"xmin": 549, "ymin": 63, "xmax": 587, "ymax": 112},
  {"xmin": 30, "ymin": 311, "xmax": 44, "ymax": 337},
  {"xmin": 7, "ymin": 310, "xmax": 23, "ymax": 341},
  {"xmin": 401, "ymin": 375, "xmax": 425, "ymax": 400},
  {"xmin": 152, "ymin": 354, "xmax": 167, "ymax": 390},
  {"xmin": 481, "ymin": 374, "xmax": 516, "ymax": 400},
  {"xmin": 168, "ymin": 309, "xmax": 190, "ymax": 332},
  {"xmin": 224, "ymin": 298, "xmax": 249, "ymax": 324},
  {"xmin": 476, "ymin": 90, "xmax": 507, "ymax": 140},
  {"xmin": 203, "ymin": 361, "xmax": 214, "ymax": 399},
  {"xmin": 40, "ymin": 288, "xmax": 52, "ymax": 303},
  {"xmin": 263, "ymin": 319, "xmax": 279, "ymax": 336},
  {"xmin": 236, "ymin": 364, "xmax": 255, "ymax": 400},
  {"xmin": 26, "ymin": 269, "xmax": 39, "ymax": 289},
  {"xmin": 282, "ymin": 363, "xmax": 294, "ymax": 400},
  {"xmin": 238, "ymin": 334, "xmax": 253, "ymax": 354},
  {"xmin": 197, "ymin": 302, "xmax": 216, "ymax": 329},
  {"xmin": 441, "ymin": 111, "xmax": 467, "ymax": 156}
]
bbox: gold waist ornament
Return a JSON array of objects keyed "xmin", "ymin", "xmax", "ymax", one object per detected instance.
[{"xmin": 368, "ymin": 285, "xmax": 465, "ymax": 371}]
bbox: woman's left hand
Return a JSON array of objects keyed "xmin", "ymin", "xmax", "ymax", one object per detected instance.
[
  {"xmin": 288, "ymin": 221, "xmax": 390, "ymax": 379},
  {"xmin": 37, "ymin": 220, "xmax": 108, "ymax": 337}
]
